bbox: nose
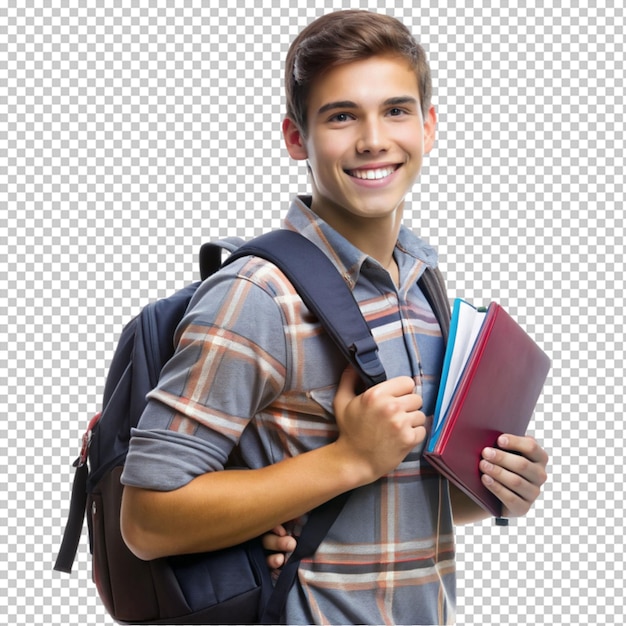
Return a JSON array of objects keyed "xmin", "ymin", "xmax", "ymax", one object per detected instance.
[{"xmin": 355, "ymin": 117, "xmax": 388, "ymax": 154}]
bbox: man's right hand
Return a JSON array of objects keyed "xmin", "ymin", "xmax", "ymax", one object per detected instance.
[{"xmin": 333, "ymin": 366, "xmax": 426, "ymax": 483}]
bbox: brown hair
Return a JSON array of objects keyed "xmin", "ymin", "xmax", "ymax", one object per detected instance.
[{"xmin": 285, "ymin": 10, "xmax": 432, "ymax": 135}]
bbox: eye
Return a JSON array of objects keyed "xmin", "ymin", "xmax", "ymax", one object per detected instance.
[
  {"xmin": 329, "ymin": 112, "xmax": 353, "ymax": 123},
  {"xmin": 388, "ymin": 107, "xmax": 407, "ymax": 117}
]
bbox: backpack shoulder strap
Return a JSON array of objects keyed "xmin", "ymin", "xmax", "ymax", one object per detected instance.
[
  {"xmin": 215, "ymin": 229, "xmax": 388, "ymax": 388},
  {"xmin": 419, "ymin": 266, "xmax": 451, "ymax": 344}
]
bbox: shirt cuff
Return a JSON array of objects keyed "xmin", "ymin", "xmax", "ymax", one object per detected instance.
[{"xmin": 120, "ymin": 428, "xmax": 228, "ymax": 491}]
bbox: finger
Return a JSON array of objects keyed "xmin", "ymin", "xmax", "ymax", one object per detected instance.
[
  {"xmin": 480, "ymin": 457, "xmax": 542, "ymax": 503},
  {"xmin": 359, "ymin": 377, "xmax": 422, "ymax": 414},
  {"xmin": 482, "ymin": 446, "xmax": 547, "ymax": 488},
  {"xmin": 280, "ymin": 534, "xmax": 297, "ymax": 553},
  {"xmin": 403, "ymin": 403, "xmax": 426, "ymax": 429},
  {"xmin": 270, "ymin": 524, "xmax": 288, "ymax": 537},
  {"xmin": 333, "ymin": 366, "xmax": 361, "ymax": 414},
  {"xmin": 262, "ymin": 531, "xmax": 297, "ymax": 553},
  {"xmin": 497, "ymin": 434, "xmax": 549, "ymax": 465},
  {"xmin": 266, "ymin": 552, "xmax": 286, "ymax": 570},
  {"xmin": 262, "ymin": 526, "xmax": 288, "ymax": 551},
  {"xmin": 481, "ymin": 471, "xmax": 535, "ymax": 517},
  {"xmin": 262, "ymin": 532, "xmax": 282, "ymax": 552},
  {"xmin": 380, "ymin": 375, "xmax": 419, "ymax": 399}
]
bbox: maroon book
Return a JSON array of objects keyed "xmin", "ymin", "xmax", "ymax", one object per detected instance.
[{"xmin": 425, "ymin": 302, "xmax": 551, "ymax": 517}]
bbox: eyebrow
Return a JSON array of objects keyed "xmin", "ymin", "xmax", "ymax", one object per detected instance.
[
  {"xmin": 317, "ymin": 96, "xmax": 418, "ymax": 116},
  {"xmin": 317, "ymin": 100, "xmax": 359, "ymax": 116}
]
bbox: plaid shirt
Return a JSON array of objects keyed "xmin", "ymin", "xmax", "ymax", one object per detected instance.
[{"xmin": 122, "ymin": 196, "xmax": 456, "ymax": 624}]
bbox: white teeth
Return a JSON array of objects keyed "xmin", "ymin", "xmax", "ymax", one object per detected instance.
[{"xmin": 350, "ymin": 167, "xmax": 396, "ymax": 180}]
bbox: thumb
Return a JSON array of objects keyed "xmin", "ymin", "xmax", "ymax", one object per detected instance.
[{"xmin": 333, "ymin": 366, "xmax": 361, "ymax": 415}]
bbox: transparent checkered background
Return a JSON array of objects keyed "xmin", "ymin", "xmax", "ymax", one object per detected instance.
[{"xmin": 2, "ymin": 1, "xmax": 624, "ymax": 624}]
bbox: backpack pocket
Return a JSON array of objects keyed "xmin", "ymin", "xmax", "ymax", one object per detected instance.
[
  {"xmin": 88, "ymin": 466, "xmax": 180, "ymax": 623},
  {"xmin": 87, "ymin": 465, "xmax": 273, "ymax": 624}
]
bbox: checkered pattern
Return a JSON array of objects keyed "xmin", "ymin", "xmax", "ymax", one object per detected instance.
[{"xmin": 2, "ymin": 1, "xmax": 624, "ymax": 624}]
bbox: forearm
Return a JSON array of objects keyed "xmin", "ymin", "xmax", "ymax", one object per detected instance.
[
  {"xmin": 122, "ymin": 370, "xmax": 429, "ymax": 561},
  {"xmin": 121, "ymin": 438, "xmax": 370, "ymax": 561}
]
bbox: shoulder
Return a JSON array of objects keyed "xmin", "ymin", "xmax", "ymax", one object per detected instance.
[
  {"xmin": 228, "ymin": 255, "xmax": 302, "ymax": 299},
  {"xmin": 191, "ymin": 256, "xmax": 295, "ymax": 306},
  {"xmin": 180, "ymin": 255, "xmax": 300, "ymax": 335}
]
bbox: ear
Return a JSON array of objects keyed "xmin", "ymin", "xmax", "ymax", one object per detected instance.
[
  {"xmin": 423, "ymin": 105, "xmax": 438, "ymax": 155},
  {"xmin": 282, "ymin": 117, "xmax": 308, "ymax": 161}
]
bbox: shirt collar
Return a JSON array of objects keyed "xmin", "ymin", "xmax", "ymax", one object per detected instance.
[{"xmin": 282, "ymin": 195, "xmax": 438, "ymax": 289}]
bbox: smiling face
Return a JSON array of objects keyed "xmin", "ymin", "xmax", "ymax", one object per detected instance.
[{"xmin": 283, "ymin": 55, "xmax": 437, "ymax": 239}]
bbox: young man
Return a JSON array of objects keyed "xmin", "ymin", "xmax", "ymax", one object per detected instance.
[{"xmin": 120, "ymin": 10, "xmax": 549, "ymax": 624}]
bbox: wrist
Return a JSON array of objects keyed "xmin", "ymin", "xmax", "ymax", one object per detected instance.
[{"xmin": 328, "ymin": 438, "xmax": 381, "ymax": 490}]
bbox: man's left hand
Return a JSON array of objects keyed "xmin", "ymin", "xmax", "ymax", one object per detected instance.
[{"xmin": 480, "ymin": 434, "xmax": 549, "ymax": 517}]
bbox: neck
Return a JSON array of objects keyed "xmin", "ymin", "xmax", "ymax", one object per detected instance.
[
  {"xmin": 353, "ymin": 226, "xmax": 401, "ymax": 288},
  {"xmin": 309, "ymin": 198, "xmax": 404, "ymax": 269}
]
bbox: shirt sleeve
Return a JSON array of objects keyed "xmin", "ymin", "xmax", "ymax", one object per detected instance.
[{"xmin": 121, "ymin": 258, "xmax": 289, "ymax": 491}]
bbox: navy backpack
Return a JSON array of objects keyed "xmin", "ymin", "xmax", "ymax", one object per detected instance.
[{"xmin": 54, "ymin": 229, "xmax": 450, "ymax": 624}]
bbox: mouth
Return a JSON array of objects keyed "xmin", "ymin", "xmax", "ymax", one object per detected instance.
[{"xmin": 345, "ymin": 165, "xmax": 401, "ymax": 181}]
